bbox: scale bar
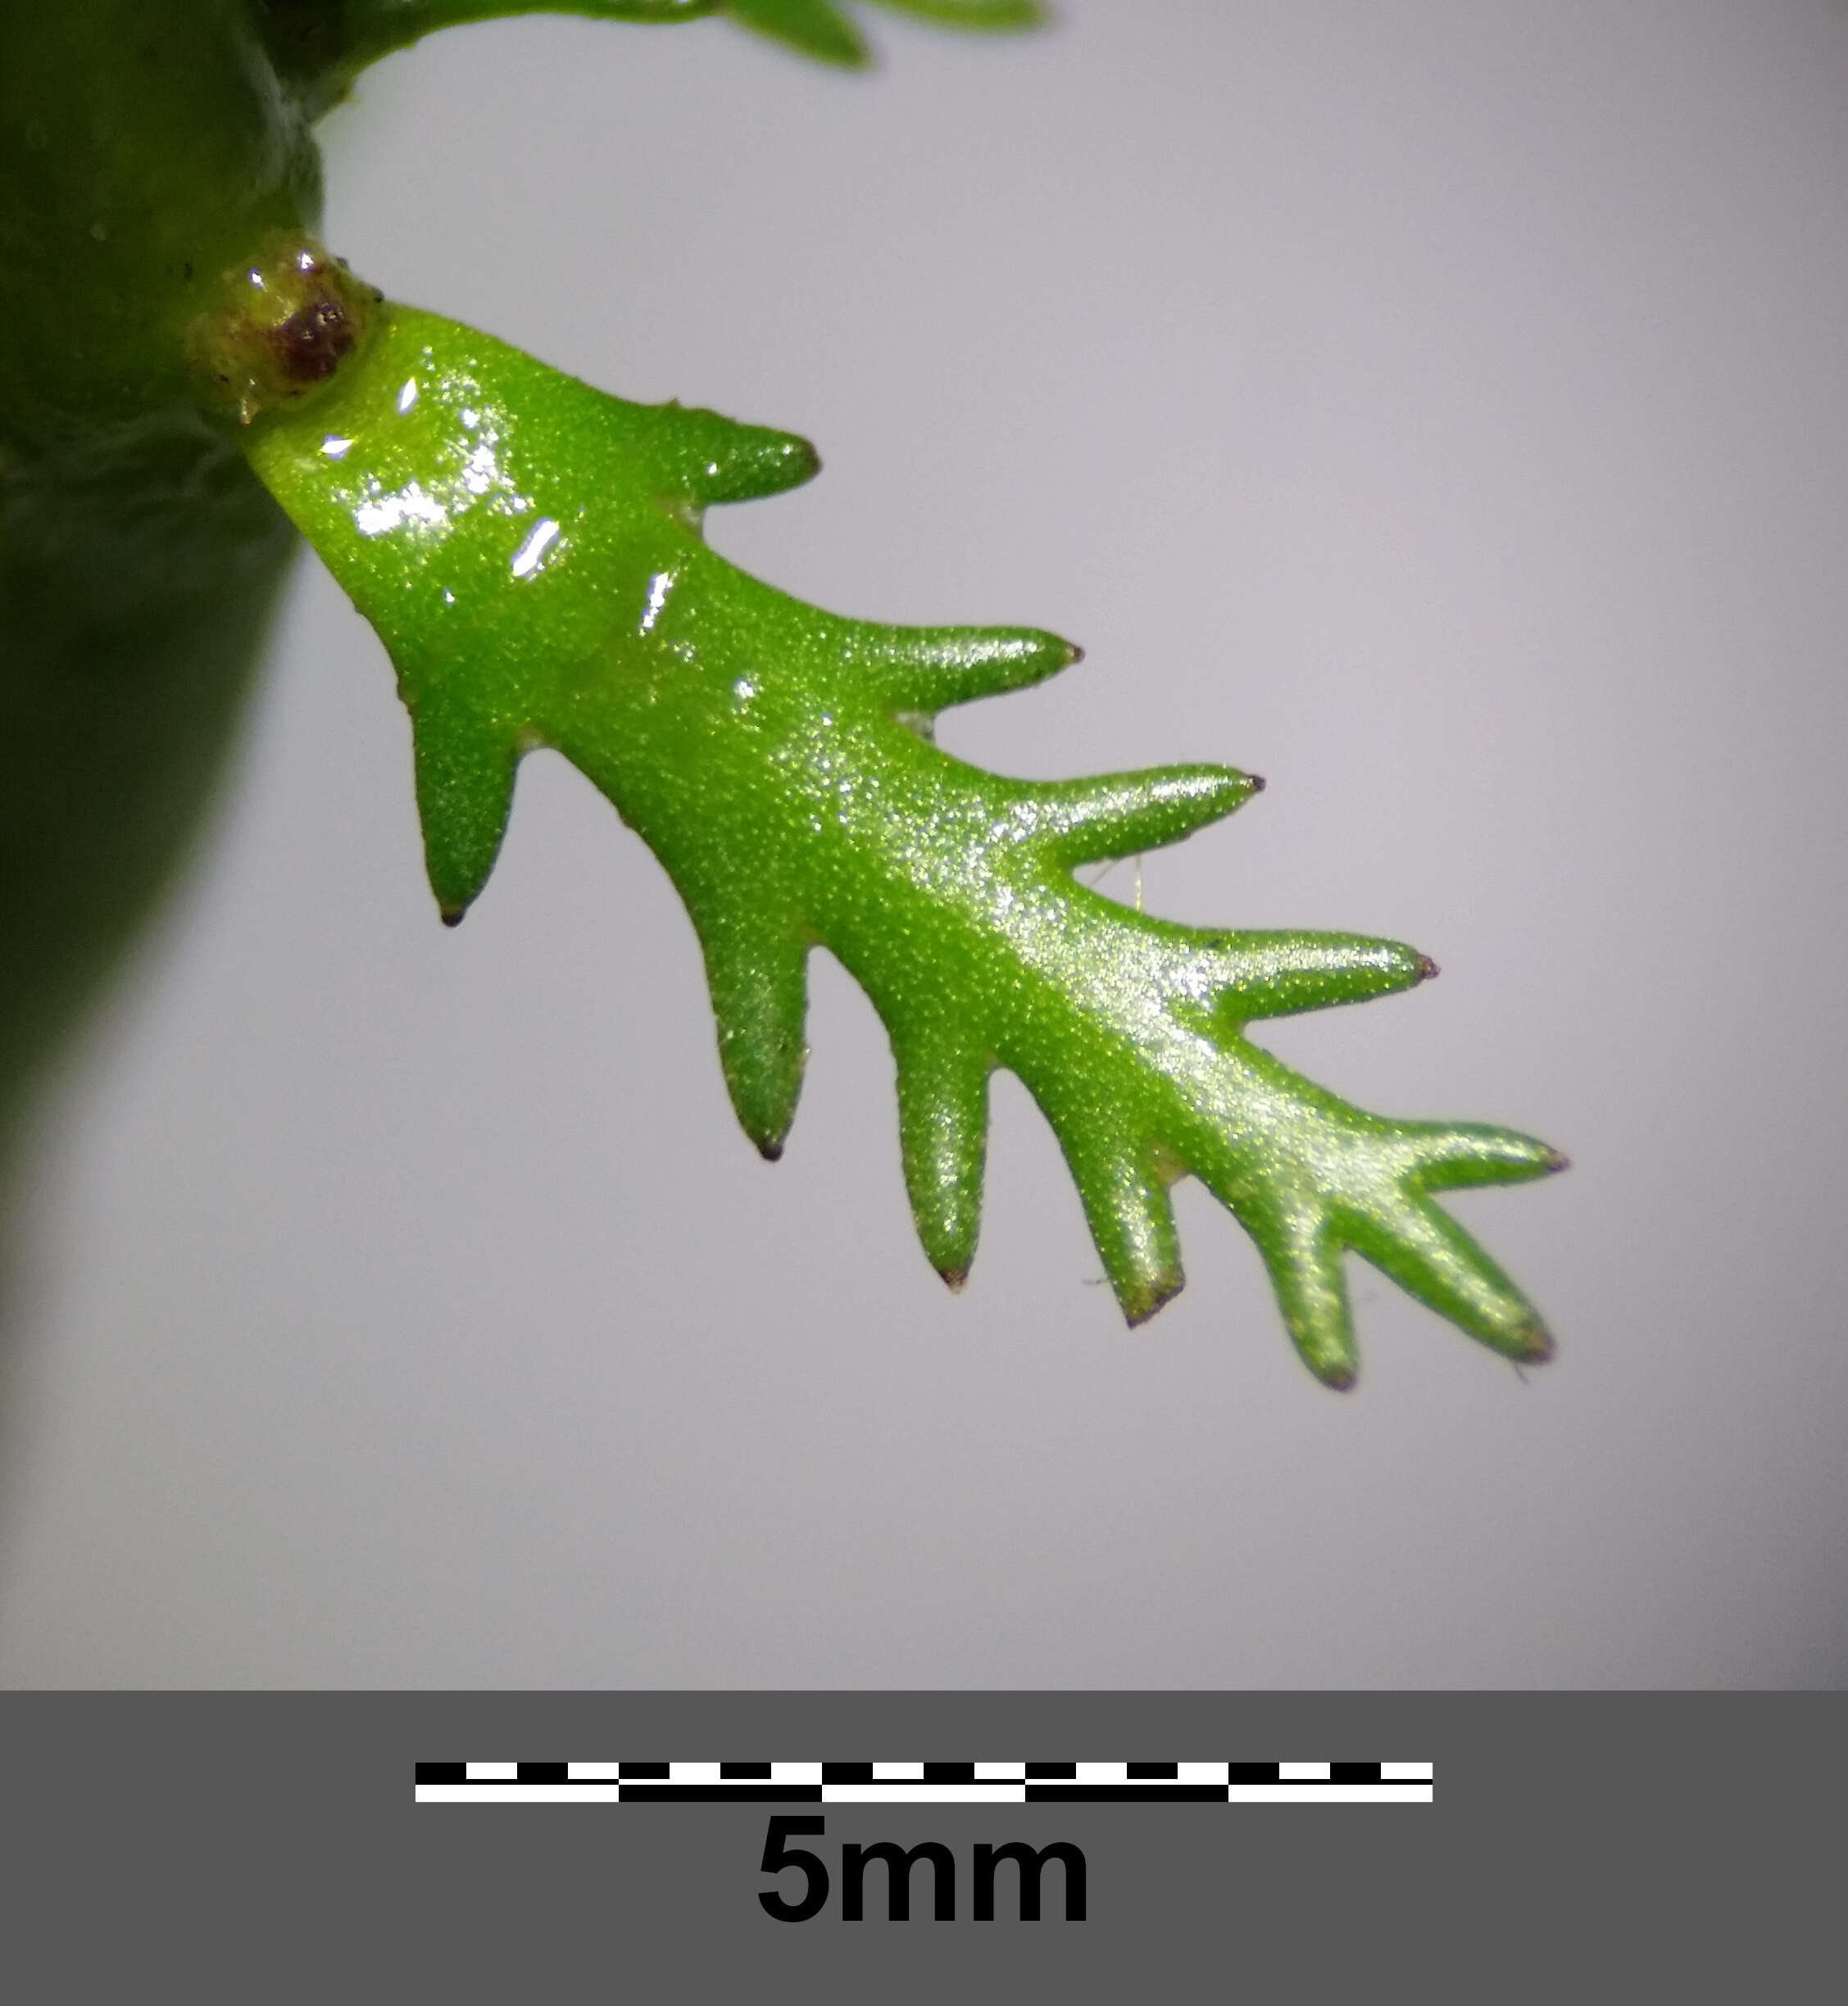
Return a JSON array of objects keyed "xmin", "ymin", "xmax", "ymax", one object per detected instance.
[{"xmin": 414, "ymin": 1760, "xmax": 1433, "ymax": 1807}]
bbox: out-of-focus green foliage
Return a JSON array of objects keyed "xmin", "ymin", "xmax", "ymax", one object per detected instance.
[
  {"xmin": 0, "ymin": 0, "xmax": 318, "ymax": 1141},
  {"xmin": 255, "ymin": 0, "xmax": 1042, "ymax": 111}
]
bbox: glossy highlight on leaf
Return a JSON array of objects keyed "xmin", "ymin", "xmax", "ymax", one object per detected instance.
[{"xmin": 243, "ymin": 297, "xmax": 1563, "ymax": 1385}]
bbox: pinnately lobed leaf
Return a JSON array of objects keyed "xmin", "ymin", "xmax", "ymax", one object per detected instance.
[
  {"xmin": 2, "ymin": 0, "xmax": 1561, "ymax": 1392},
  {"xmin": 234, "ymin": 260, "xmax": 1565, "ymax": 1388}
]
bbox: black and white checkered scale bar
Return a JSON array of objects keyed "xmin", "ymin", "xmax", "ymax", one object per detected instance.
[{"xmin": 415, "ymin": 1761, "xmax": 1433, "ymax": 1805}]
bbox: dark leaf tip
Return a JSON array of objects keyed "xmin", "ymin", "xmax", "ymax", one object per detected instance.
[{"xmin": 1123, "ymin": 1272, "xmax": 1184, "ymax": 1327}]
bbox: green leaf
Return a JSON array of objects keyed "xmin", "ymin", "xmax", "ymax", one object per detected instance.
[
  {"xmin": 893, "ymin": 1033, "xmax": 989, "ymax": 1286},
  {"xmin": 254, "ymin": 0, "xmax": 1044, "ymax": 107},
  {"xmin": 244, "ymin": 296, "xmax": 1562, "ymax": 1386},
  {"xmin": 868, "ymin": 1, "xmax": 1044, "ymax": 30},
  {"xmin": 697, "ymin": 901, "xmax": 811, "ymax": 1159},
  {"xmin": 727, "ymin": 0, "xmax": 1049, "ymax": 63},
  {"xmin": 725, "ymin": 0, "xmax": 869, "ymax": 65}
]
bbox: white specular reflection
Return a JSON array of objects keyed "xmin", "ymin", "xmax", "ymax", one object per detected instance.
[
  {"xmin": 347, "ymin": 356, "xmax": 541, "ymax": 549},
  {"xmin": 638, "ymin": 570, "xmax": 675, "ymax": 633},
  {"xmin": 511, "ymin": 517, "xmax": 561, "ymax": 579},
  {"xmin": 354, "ymin": 482, "xmax": 448, "ymax": 537}
]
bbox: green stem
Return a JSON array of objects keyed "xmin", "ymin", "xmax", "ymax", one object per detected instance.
[{"xmin": 0, "ymin": 0, "xmax": 320, "ymax": 1139}]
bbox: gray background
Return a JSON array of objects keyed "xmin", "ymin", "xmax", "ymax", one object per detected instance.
[{"xmin": 2, "ymin": 0, "xmax": 1845, "ymax": 1686}]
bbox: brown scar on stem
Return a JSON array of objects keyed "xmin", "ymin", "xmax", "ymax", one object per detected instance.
[
  {"xmin": 269, "ymin": 292, "xmax": 357, "ymax": 383},
  {"xmin": 187, "ymin": 231, "xmax": 379, "ymax": 424}
]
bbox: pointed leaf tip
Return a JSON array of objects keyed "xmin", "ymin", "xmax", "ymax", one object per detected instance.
[
  {"xmin": 1123, "ymin": 1270, "xmax": 1185, "ymax": 1328},
  {"xmin": 864, "ymin": 625, "xmax": 1078, "ymax": 711},
  {"xmin": 870, "ymin": 0, "xmax": 1047, "ymax": 29},
  {"xmin": 699, "ymin": 920, "xmax": 810, "ymax": 1161},
  {"xmin": 727, "ymin": 0, "xmax": 870, "ymax": 66},
  {"xmin": 662, "ymin": 408, "xmax": 821, "ymax": 509},
  {"xmin": 1256, "ymin": 1218, "xmax": 1358, "ymax": 1388},
  {"xmin": 1411, "ymin": 1123, "xmax": 1567, "ymax": 1191},
  {"xmin": 896, "ymin": 1041, "xmax": 989, "ymax": 1284},
  {"xmin": 1064, "ymin": 1141, "xmax": 1183, "ymax": 1325},
  {"xmin": 411, "ymin": 706, "xmax": 519, "ymax": 924},
  {"xmin": 1352, "ymin": 1196, "xmax": 1551, "ymax": 1364},
  {"xmin": 1041, "ymin": 764, "xmax": 1260, "ymax": 867},
  {"xmin": 1210, "ymin": 932, "xmax": 1434, "ymax": 1023}
]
